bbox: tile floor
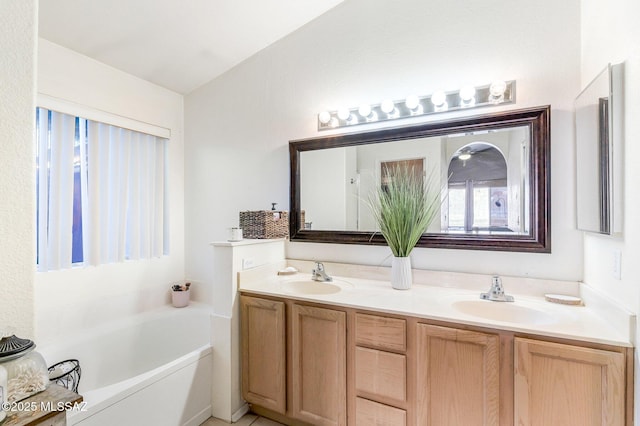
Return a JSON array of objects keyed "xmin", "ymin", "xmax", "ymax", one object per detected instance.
[{"xmin": 200, "ymin": 413, "xmax": 284, "ymax": 426}]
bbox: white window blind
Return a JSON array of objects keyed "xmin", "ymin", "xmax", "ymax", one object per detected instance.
[{"xmin": 36, "ymin": 107, "xmax": 169, "ymax": 271}]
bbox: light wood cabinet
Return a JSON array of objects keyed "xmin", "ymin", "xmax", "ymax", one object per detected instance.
[
  {"xmin": 355, "ymin": 397, "xmax": 407, "ymax": 426},
  {"xmin": 240, "ymin": 293, "xmax": 632, "ymax": 426},
  {"xmin": 514, "ymin": 337, "xmax": 626, "ymax": 426},
  {"xmin": 353, "ymin": 313, "xmax": 408, "ymax": 425},
  {"xmin": 240, "ymin": 296, "xmax": 286, "ymax": 414},
  {"xmin": 416, "ymin": 323, "xmax": 500, "ymax": 426},
  {"xmin": 291, "ymin": 303, "xmax": 347, "ymax": 426},
  {"xmin": 355, "ymin": 347, "xmax": 406, "ymax": 402},
  {"xmin": 355, "ymin": 313, "xmax": 407, "ymax": 352}
]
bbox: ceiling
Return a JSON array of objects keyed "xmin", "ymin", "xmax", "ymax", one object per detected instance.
[{"xmin": 38, "ymin": 0, "xmax": 343, "ymax": 94}]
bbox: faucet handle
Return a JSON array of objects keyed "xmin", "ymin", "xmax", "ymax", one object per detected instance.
[
  {"xmin": 311, "ymin": 262, "xmax": 332, "ymax": 282},
  {"xmin": 481, "ymin": 275, "xmax": 514, "ymax": 302},
  {"xmin": 491, "ymin": 276, "xmax": 504, "ymax": 293}
]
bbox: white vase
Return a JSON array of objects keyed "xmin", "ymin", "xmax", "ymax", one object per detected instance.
[{"xmin": 391, "ymin": 256, "xmax": 412, "ymax": 290}]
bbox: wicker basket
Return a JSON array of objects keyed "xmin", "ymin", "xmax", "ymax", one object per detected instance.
[{"xmin": 239, "ymin": 210, "xmax": 289, "ymax": 239}]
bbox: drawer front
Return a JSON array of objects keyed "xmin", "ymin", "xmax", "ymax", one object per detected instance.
[
  {"xmin": 356, "ymin": 397, "xmax": 407, "ymax": 426},
  {"xmin": 355, "ymin": 347, "xmax": 406, "ymax": 402},
  {"xmin": 355, "ymin": 313, "xmax": 406, "ymax": 352}
]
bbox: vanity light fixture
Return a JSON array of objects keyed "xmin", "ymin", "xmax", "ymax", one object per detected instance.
[{"xmin": 317, "ymin": 80, "xmax": 516, "ymax": 130}]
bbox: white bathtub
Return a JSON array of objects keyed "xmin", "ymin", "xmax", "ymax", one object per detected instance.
[{"xmin": 39, "ymin": 304, "xmax": 213, "ymax": 426}]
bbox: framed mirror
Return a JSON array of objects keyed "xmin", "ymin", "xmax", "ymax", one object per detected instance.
[
  {"xmin": 289, "ymin": 106, "xmax": 550, "ymax": 252},
  {"xmin": 575, "ymin": 63, "xmax": 623, "ymax": 234}
]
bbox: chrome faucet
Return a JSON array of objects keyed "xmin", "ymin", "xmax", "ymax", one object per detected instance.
[
  {"xmin": 311, "ymin": 262, "xmax": 333, "ymax": 282},
  {"xmin": 480, "ymin": 276, "xmax": 514, "ymax": 302}
]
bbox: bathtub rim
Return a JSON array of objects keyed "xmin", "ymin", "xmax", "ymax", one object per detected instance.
[
  {"xmin": 38, "ymin": 302, "xmax": 213, "ymax": 352},
  {"xmin": 67, "ymin": 344, "xmax": 212, "ymax": 424}
]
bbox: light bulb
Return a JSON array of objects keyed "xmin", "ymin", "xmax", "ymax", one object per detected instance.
[
  {"xmin": 459, "ymin": 86, "xmax": 476, "ymax": 102},
  {"xmin": 431, "ymin": 91, "xmax": 447, "ymax": 107},
  {"xmin": 489, "ymin": 80, "xmax": 507, "ymax": 104},
  {"xmin": 459, "ymin": 86, "xmax": 476, "ymax": 108},
  {"xmin": 380, "ymin": 99, "xmax": 395, "ymax": 114},
  {"xmin": 359, "ymin": 104, "xmax": 378, "ymax": 122},
  {"xmin": 318, "ymin": 111, "xmax": 332, "ymax": 124},
  {"xmin": 358, "ymin": 104, "xmax": 372, "ymax": 118},
  {"xmin": 458, "ymin": 152, "xmax": 472, "ymax": 161},
  {"xmin": 489, "ymin": 80, "xmax": 507, "ymax": 97},
  {"xmin": 405, "ymin": 95, "xmax": 420, "ymax": 110},
  {"xmin": 337, "ymin": 107, "xmax": 351, "ymax": 121}
]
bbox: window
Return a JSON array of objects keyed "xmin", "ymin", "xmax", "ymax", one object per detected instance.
[
  {"xmin": 448, "ymin": 187, "xmax": 466, "ymax": 229},
  {"xmin": 36, "ymin": 107, "xmax": 169, "ymax": 271},
  {"xmin": 447, "ymin": 143, "xmax": 509, "ymax": 233}
]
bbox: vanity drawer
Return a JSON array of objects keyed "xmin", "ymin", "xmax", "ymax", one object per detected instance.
[
  {"xmin": 356, "ymin": 397, "xmax": 406, "ymax": 426},
  {"xmin": 355, "ymin": 347, "xmax": 406, "ymax": 402},
  {"xmin": 355, "ymin": 313, "xmax": 406, "ymax": 352}
]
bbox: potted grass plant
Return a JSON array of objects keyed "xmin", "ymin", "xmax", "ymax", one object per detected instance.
[{"xmin": 367, "ymin": 163, "xmax": 440, "ymax": 289}]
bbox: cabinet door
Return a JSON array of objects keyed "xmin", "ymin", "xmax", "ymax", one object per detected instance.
[
  {"xmin": 240, "ymin": 295, "xmax": 286, "ymax": 414},
  {"xmin": 514, "ymin": 337, "xmax": 625, "ymax": 426},
  {"xmin": 416, "ymin": 323, "xmax": 500, "ymax": 426},
  {"xmin": 292, "ymin": 304, "xmax": 346, "ymax": 426}
]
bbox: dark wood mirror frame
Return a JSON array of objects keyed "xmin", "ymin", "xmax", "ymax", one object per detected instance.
[{"xmin": 289, "ymin": 105, "xmax": 550, "ymax": 253}]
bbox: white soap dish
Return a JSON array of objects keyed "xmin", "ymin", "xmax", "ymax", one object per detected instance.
[
  {"xmin": 277, "ymin": 266, "xmax": 299, "ymax": 276},
  {"xmin": 544, "ymin": 293, "xmax": 583, "ymax": 306}
]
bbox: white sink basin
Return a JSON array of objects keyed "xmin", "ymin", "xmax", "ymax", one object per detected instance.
[
  {"xmin": 281, "ymin": 280, "xmax": 342, "ymax": 295},
  {"xmin": 451, "ymin": 299, "xmax": 556, "ymax": 325}
]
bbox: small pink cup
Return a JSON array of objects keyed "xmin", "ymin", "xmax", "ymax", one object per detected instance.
[{"xmin": 171, "ymin": 289, "xmax": 190, "ymax": 308}]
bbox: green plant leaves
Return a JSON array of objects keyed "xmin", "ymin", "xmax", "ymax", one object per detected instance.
[{"xmin": 366, "ymin": 164, "xmax": 440, "ymax": 257}]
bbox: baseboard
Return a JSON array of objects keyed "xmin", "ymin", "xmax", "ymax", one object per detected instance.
[
  {"xmin": 183, "ymin": 405, "xmax": 212, "ymax": 426},
  {"xmin": 232, "ymin": 403, "xmax": 250, "ymax": 422}
]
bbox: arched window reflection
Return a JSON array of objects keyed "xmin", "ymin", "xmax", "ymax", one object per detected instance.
[{"xmin": 447, "ymin": 142, "xmax": 510, "ymax": 233}]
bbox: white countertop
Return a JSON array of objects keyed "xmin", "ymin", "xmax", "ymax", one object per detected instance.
[{"xmin": 239, "ymin": 270, "xmax": 633, "ymax": 348}]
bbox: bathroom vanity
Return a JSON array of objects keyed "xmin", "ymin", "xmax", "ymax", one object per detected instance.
[{"xmin": 238, "ymin": 262, "xmax": 633, "ymax": 426}]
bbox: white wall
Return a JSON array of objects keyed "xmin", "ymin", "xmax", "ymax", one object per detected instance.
[
  {"xmin": 185, "ymin": 0, "xmax": 582, "ymax": 285},
  {"xmin": 580, "ymin": 0, "xmax": 640, "ymax": 417},
  {"xmin": 209, "ymin": 240, "xmax": 286, "ymax": 421},
  {"xmin": 580, "ymin": 0, "xmax": 640, "ymax": 314},
  {"xmin": 35, "ymin": 39, "xmax": 185, "ymax": 345},
  {"xmin": 0, "ymin": 0, "xmax": 37, "ymax": 338}
]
